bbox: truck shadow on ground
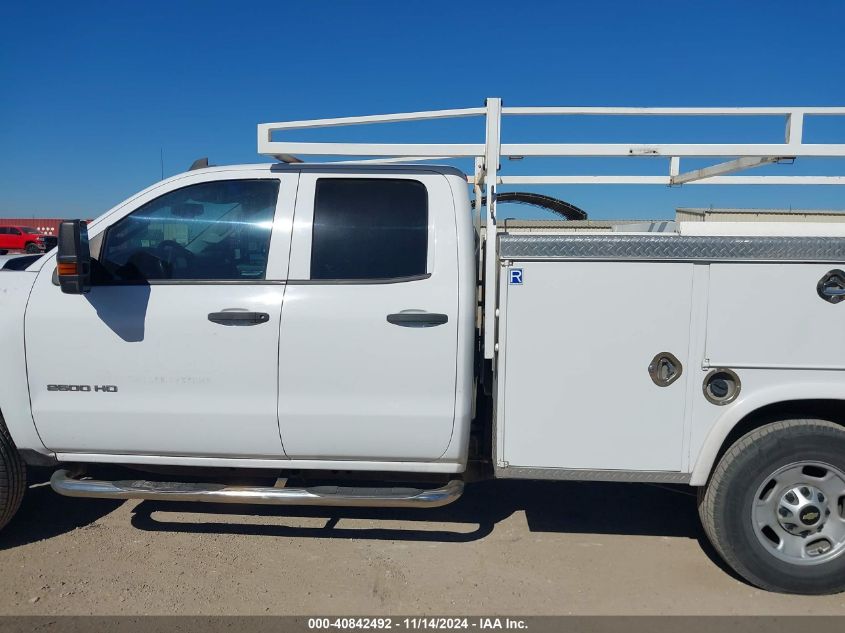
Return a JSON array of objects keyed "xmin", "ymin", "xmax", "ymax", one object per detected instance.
[
  {"xmin": 130, "ymin": 479, "xmax": 700, "ymax": 542},
  {"xmin": 0, "ymin": 468, "xmax": 122, "ymax": 551},
  {"xmin": 0, "ymin": 472, "xmax": 741, "ymax": 584},
  {"xmin": 127, "ymin": 479, "xmax": 739, "ymax": 581}
]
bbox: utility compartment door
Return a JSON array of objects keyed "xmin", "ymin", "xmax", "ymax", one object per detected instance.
[
  {"xmin": 706, "ymin": 263, "xmax": 845, "ymax": 367},
  {"xmin": 500, "ymin": 261, "xmax": 693, "ymax": 471},
  {"xmin": 277, "ymin": 173, "xmax": 459, "ymax": 462}
]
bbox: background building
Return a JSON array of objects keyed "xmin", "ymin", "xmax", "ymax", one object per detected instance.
[
  {"xmin": 676, "ymin": 208, "xmax": 845, "ymax": 223},
  {"xmin": 0, "ymin": 218, "xmax": 65, "ymax": 236},
  {"xmin": 501, "ymin": 208, "xmax": 845, "ymax": 233}
]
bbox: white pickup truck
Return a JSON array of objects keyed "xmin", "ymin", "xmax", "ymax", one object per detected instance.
[{"xmin": 3, "ymin": 100, "xmax": 845, "ymax": 595}]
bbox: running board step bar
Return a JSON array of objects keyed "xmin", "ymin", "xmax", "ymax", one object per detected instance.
[{"xmin": 50, "ymin": 469, "xmax": 463, "ymax": 508}]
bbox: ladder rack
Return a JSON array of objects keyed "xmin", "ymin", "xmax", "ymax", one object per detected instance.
[
  {"xmin": 257, "ymin": 99, "xmax": 845, "ymax": 359},
  {"xmin": 258, "ymin": 99, "xmax": 845, "ymax": 187}
]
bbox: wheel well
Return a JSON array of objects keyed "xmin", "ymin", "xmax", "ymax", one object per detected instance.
[{"xmin": 711, "ymin": 399, "xmax": 845, "ymax": 476}]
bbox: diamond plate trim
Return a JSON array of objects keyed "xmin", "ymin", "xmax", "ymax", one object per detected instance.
[
  {"xmin": 495, "ymin": 466, "xmax": 691, "ymax": 483},
  {"xmin": 499, "ymin": 234, "xmax": 845, "ymax": 262}
]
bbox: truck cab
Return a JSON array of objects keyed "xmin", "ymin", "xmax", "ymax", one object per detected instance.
[{"xmin": 19, "ymin": 164, "xmax": 476, "ymax": 472}]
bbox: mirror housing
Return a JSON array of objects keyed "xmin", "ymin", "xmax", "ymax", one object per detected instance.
[{"xmin": 57, "ymin": 220, "xmax": 92, "ymax": 294}]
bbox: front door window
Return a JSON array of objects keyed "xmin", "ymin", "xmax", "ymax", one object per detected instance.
[{"xmin": 99, "ymin": 179, "xmax": 279, "ymax": 282}]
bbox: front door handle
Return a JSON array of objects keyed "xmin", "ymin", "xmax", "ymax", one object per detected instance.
[
  {"xmin": 208, "ymin": 311, "xmax": 270, "ymax": 326},
  {"xmin": 387, "ymin": 312, "xmax": 449, "ymax": 327}
]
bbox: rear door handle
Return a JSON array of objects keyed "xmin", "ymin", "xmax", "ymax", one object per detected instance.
[
  {"xmin": 387, "ymin": 312, "xmax": 449, "ymax": 327},
  {"xmin": 208, "ymin": 311, "xmax": 270, "ymax": 326}
]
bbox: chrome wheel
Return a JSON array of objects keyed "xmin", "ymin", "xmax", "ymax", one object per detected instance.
[{"xmin": 753, "ymin": 461, "xmax": 845, "ymax": 565}]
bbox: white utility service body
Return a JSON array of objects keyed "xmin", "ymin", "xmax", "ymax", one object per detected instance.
[
  {"xmin": 495, "ymin": 226, "xmax": 845, "ymax": 483},
  {"xmin": 3, "ymin": 99, "xmax": 845, "ymax": 593}
]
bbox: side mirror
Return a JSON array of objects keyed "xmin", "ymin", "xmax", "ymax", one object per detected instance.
[{"xmin": 57, "ymin": 220, "xmax": 92, "ymax": 294}]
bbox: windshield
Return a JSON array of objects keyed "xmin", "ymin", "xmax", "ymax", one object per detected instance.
[{"xmin": 20, "ymin": 227, "xmax": 41, "ymax": 234}]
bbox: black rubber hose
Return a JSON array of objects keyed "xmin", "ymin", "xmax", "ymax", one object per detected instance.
[{"xmin": 470, "ymin": 192, "xmax": 587, "ymax": 221}]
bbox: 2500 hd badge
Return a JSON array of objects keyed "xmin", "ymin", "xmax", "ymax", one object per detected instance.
[{"xmin": 47, "ymin": 384, "xmax": 119, "ymax": 393}]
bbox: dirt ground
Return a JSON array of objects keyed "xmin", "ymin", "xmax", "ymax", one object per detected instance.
[{"xmin": 1, "ymin": 468, "xmax": 844, "ymax": 615}]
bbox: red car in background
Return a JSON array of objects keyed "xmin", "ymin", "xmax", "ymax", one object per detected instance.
[{"xmin": 0, "ymin": 225, "xmax": 47, "ymax": 254}]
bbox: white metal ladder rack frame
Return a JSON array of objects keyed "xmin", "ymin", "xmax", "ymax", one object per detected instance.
[{"xmin": 257, "ymin": 98, "xmax": 845, "ymax": 358}]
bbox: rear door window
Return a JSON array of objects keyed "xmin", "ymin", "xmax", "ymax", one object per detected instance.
[{"xmin": 310, "ymin": 179, "xmax": 428, "ymax": 281}]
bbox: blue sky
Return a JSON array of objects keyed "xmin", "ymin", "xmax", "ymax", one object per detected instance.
[{"xmin": 2, "ymin": 1, "xmax": 844, "ymax": 220}]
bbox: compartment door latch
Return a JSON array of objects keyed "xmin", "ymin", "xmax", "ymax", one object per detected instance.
[
  {"xmin": 817, "ymin": 269, "xmax": 845, "ymax": 304},
  {"xmin": 648, "ymin": 352, "xmax": 683, "ymax": 387}
]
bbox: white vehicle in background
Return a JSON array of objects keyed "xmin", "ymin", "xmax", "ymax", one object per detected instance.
[{"xmin": 2, "ymin": 100, "xmax": 845, "ymax": 594}]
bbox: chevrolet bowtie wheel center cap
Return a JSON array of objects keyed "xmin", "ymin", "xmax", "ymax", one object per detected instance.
[{"xmin": 777, "ymin": 485, "xmax": 828, "ymax": 536}]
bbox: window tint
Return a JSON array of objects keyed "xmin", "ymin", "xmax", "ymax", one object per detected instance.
[
  {"xmin": 311, "ymin": 179, "xmax": 428, "ymax": 280},
  {"xmin": 100, "ymin": 179, "xmax": 279, "ymax": 281}
]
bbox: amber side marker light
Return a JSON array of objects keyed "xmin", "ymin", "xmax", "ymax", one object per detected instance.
[{"xmin": 57, "ymin": 263, "xmax": 77, "ymax": 276}]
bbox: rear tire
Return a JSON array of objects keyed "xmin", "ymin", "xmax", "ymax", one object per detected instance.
[
  {"xmin": 0, "ymin": 416, "xmax": 26, "ymax": 531},
  {"xmin": 699, "ymin": 419, "xmax": 845, "ymax": 594}
]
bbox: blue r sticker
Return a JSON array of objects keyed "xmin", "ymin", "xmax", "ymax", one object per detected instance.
[{"xmin": 509, "ymin": 268, "xmax": 523, "ymax": 285}]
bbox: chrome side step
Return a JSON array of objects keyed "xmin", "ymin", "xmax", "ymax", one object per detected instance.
[{"xmin": 50, "ymin": 469, "xmax": 464, "ymax": 508}]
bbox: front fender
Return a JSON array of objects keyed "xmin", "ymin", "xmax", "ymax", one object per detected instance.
[{"xmin": 0, "ymin": 269, "xmax": 48, "ymax": 454}]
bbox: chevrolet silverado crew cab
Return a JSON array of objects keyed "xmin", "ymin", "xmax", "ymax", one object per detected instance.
[{"xmin": 3, "ymin": 100, "xmax": 845, "ymax": 595}]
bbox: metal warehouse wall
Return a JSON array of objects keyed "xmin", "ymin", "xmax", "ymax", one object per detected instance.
[
  {"xmin": 0, "ymin": 218, "xmax": 64, "ymax": 235},
  {"xmin": 0, "ymin": 218, "xmax": 93, "ymax": 235},
  {"xmin": 676, "ymin": 208, "xmax": 845, "ymax": 223}
]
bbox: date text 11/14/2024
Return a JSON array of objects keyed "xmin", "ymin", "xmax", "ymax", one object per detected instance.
[{"xmin": 307, "ymin": 618, "xmax": 528, "ymax": 630}]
